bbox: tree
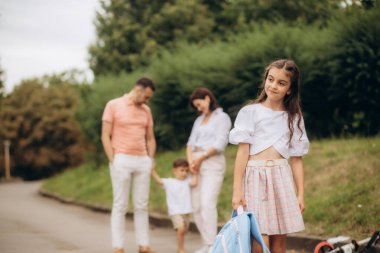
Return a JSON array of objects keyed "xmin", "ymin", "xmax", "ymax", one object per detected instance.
[
  {"xmin": 0, "ymin": 80, "xmax": 85, "ymax": 180},
  {"xmin": 89, "ymin": 0, "xmax": 168, "ymax": 75},
  {"xmin": 0, "ymin": 63, "xmax": 4, "ymax": 98},
  {"xmin": 89, "ymin": 0, "xmax": 343, "ymax": 76},
  {"xmin": 325, "ymin": 7, "xmax": 380, "ymax": 135},
  {"xmin": 89, "ymin": 0, "xmax": 224, "ymax": 76}
]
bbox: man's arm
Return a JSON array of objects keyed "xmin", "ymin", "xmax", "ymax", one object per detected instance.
[
  {"xmin": 146, "ymin": 124, "xmax": 156, "ymax": 160},
  {"xmin": 101, "ymin": 121, "xmax": 114, "ymax": 163}
]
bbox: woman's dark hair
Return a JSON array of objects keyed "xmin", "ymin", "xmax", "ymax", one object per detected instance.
[
  {"xmin": 136, "ymin": 77, "xmax": 155, "ymax": 91},
  {"xmin": 173, "ymin": 158, "xmax": 189, "ymax": 168},
  {"xmin": 254, "ymin": 59, "xmax": 304, "ymax": 141},
  {"xmin": 189, "ymin": 87, "xmax": 219, "ymax": 111}
]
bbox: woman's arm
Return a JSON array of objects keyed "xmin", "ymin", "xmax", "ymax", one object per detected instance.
[
  {"xmin": 192, "ymin": 113, "xmax": 232, "ymax": 171},
  {"xmin": 289, "ymin": 156, "xmax": 305, "ymax": 213},
  {"xmin": 186, "ymin": 145, "xmax": 196, "ymax": 173},
  {"xmin": 191, "ymin": 147, "xmax": 217, "ymax": 173},
  {"xmin": 190, "ymin": 172, "xmax": 198, "ymax": 187},
  {"xmin": 232, "ymin": 143, "xmax": 250, "ymax": 209}
]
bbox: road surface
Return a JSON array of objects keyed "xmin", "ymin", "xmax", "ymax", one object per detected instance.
[{"xmin": 0, "ymin": 181, "xmax": 203, "ymax": 253}]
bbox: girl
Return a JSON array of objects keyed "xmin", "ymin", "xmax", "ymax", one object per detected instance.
[
  {"xmin": 229, "ymin": 59, "xmax": 309, "ymax": 253},
  {"xmin": 187, "ymin": 87, "xmax": 232, "ymax": 253}
]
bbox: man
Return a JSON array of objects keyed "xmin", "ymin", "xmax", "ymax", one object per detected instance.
[{"xmin": 101, "ymin": 77, "xmax": 156, "ymax": 253}]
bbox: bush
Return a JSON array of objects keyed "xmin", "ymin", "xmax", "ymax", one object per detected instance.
[
  {"xmin": 0, "ymin": 80, "xmax": 85, "ymax": 180},
  {"xmin": 324, "ymin": 8, "xmax": 380, "ymax": 136},
  {"xmin": 150, "ymin": 23, "xmax": 330, "ymax": 149},
  {"xmin": 77, "ymin": 9, "xmax": 380, "ymax": 153}
]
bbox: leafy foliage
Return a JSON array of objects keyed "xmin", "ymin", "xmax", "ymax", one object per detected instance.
[
  {"xmin": 0, "ymin": 63, "xmax": 4, "ymax": 98},
  {"xmin": 324, "ymin": 8, "xmax": 380, "ymax": 136},
  {"xmin": 89, "ymin": 0, "xmax": 341, "ymax": 76},
  {"xmin": 83, "ymin": 6, "xmax": 380, "ymax": 151},
  {"xmin": 89, "ymin": 0, "xmax": 215, "ymax": 75},
  {"xmin": 0, "ymin": 80, "xmax": 85, "ymax": 180}
]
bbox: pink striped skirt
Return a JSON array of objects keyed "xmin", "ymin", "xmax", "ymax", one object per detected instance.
[{"xmin": 244, "ymin": 159, "xmax": 304, "ymax": 235}]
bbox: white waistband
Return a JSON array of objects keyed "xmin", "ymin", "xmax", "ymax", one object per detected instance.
[{"xmin": 247, "ymin": 159, "xmax": 288, "ymax": 167}]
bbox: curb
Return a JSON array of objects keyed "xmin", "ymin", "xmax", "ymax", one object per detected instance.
[{"xmin": 39, "ymin": 189, "xmax": 380, "ymax": 253}]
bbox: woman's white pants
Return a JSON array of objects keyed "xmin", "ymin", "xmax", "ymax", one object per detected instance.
[{"xmin": 191, "ymin": 152, "xmax": 225, "ymax": 246}]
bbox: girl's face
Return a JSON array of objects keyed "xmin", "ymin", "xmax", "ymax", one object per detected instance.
[
  {"xmin": 264, "ymin": 67, "xmax": 292, "ymax": 103},
  {"xmin": 192, "ymin": 96, "xmax": 210, "ymax": 115}
]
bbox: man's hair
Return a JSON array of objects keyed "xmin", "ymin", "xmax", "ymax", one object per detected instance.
[
  {"xmin": 172, "ymin": 158, "xmax": 189, "ymax": 169},
  {"xmin": 136, "ymin": 77, "xmax": 156, "ymax": 91}
]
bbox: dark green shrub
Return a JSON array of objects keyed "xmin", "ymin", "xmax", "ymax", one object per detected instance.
[{"xmin": 325, "ymin": 8, "xmax": 380, "ymax": 136}]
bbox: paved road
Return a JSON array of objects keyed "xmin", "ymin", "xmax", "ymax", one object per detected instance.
[{"xmin": 0, "ymin": 181, "xmax": 202, "ymax": 253}]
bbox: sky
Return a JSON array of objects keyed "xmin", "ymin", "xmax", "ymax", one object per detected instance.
[{"xmin": 0, "ymin": 0, "xmax": 100, "ymax": 93}]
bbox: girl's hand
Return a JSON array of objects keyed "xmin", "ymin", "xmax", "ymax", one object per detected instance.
[
  {"xmin": 297, "ymin": 195, "xmax": 305, "ymax": 213},
  {"xmin": 232, "ymin": 190, "xmax": 246, "ymax": 210}
]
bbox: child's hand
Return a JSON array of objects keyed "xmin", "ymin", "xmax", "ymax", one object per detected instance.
[
  {"xmin": 232, "ymin": 190, "xmax": 246, "ymax": 210},
  {"xmin": 297, "ymin": 195, "xmax": 305, "ymax": 213},
  {"xmin": 190, "ymin": 169, "xmax": 199, "ymax": 175}
]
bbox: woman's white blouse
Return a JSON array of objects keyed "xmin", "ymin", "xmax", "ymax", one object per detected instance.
[
  {"xmin": 187, "ymin": 108, "xmax": 232, "ymax": 152},
  {"xmin": 229, "ymin": 103, "xmax": 309, "ymax": 159}
]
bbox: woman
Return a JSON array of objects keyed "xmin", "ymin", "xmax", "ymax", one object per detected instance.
[{"xmin": 186, "ymin": 87, "xmax": 232, "ymax": 253}]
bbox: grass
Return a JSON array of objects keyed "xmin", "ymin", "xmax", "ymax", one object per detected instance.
[{"xmin": 42, "ymin": 136, "xmax": 380, "ymax": 238}]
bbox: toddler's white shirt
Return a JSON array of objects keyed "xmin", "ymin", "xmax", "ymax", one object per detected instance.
[{"xmin": 162, "ymin": 177, "xmax": 193, "ymax": 215}]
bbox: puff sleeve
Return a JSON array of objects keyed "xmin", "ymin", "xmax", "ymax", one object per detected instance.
[
  {"xmin": 229, "ymin": 106, "xmax": 255, "ymax": 145},
  {"xmin": 187, "ymin": 116, "xmax": 201, "ymax": 147},
  {"xmin": 212, "ymin": 112, "xmax": 232, "ymax": 152},
  {"xmin": 289, "ymin": 116, "xmax": 309, "ymax": 157}
]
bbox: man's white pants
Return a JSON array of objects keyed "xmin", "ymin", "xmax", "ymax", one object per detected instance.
[
  {"xmin": 110, "ymin": 153, "xmax": 152, "ymax": 248},
  {"xmin": 191, "ymin": 152, "xmax": 225, "ymax": 246}
]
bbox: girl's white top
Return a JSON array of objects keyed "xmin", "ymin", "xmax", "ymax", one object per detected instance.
[
  {"xmin": 187, "ymin": 108, "xmax": 232, "ymax": 152},
  {"xmin": 229, "ymin": 103, "xmax": 309, "ymax": 159}
]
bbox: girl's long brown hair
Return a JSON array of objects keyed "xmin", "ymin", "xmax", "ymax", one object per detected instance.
[{"xmin": 254, "ymin": 59, "xmax": 304, "ymax": 142}]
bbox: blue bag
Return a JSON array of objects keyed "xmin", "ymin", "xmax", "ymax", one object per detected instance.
[{"xmin": 210, "ymin": 206, "xmax": 270, "ymax": 253}]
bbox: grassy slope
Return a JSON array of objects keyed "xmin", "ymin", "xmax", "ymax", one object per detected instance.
[{"xmin": 42, "ymin": 136, "xmax": 380, "ymax": 238}]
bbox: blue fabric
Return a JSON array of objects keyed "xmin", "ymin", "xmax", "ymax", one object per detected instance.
[{"xmin": 210, "ymin": 209, "xmax": 270, "ymax": 253}]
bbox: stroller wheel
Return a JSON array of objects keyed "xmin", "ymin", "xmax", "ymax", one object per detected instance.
[{"xmin": 314, "ymin": 241, "xmax": 334, "ymax": 253}]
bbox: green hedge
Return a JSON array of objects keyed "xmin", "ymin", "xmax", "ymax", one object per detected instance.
[{"xmin": 77, "ymin": 8, "xmax": 380, "ymax": 153}]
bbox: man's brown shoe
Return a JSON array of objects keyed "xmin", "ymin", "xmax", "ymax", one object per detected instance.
[
  {"xmin": 138, "ymin": 246, "xmax": 155, "ymax": 253},
  {"xmin": 114, "ymin": 248, "xmax": 125, "ymax": 253}
]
